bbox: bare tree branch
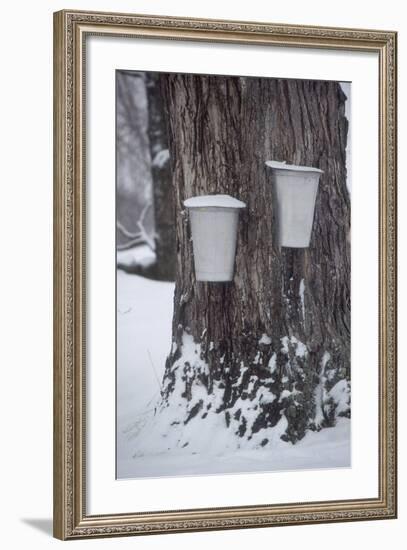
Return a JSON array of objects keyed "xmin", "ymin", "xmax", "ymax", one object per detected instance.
[
  {"xmin": 117, "ymin": 221, "xmax": 141, "ymax": 240},
  {"xmin": 116, "ymin": 235, "xmax": 146, "ymax": 250},
  {"xmin": 138, "ymin": 201, "xmax": 153, "ymax": 225},
  {"xmin": 116, "ymin": 201, "xmax": 156, "ymax": 252}
]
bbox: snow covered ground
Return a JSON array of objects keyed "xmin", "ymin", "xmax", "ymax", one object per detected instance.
[
  {"xmin": 116, "ymin": 268, "xmax": 350, "ymax": 480},
  {"xmin": 116, "ymin": 269, "xmax": 175, "ymax": 475}
]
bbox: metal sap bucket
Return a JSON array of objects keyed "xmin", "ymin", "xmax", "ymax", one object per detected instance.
[
  {"xmin": 265, "ymin": 161, "xmax": 323, "ymax": 248},
  {"xmin": 184, "ymin": 195, "xmax": 246, "ymax": 282}
]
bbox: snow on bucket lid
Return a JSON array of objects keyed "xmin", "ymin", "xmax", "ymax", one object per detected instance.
[
  {"xmin": 265, "ymin": 160, "xmax": 324, "ymax": 174},
  {"xmin": 184, "ymin": 194, "xmax": 246, "ymax": 209}
]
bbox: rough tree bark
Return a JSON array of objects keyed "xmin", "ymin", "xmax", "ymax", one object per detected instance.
[{"xmin": 146, "ymin": 75, "xmax": 350, "ymax": 452}]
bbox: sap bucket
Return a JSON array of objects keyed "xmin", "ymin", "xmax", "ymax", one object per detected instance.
[
  {"xmin": 265, "ymin": 160, "xmax": 323, "ymax": 248},
  {"xmin": 184, "ymin": 194, "xmax": 246, "ymax": 282}
]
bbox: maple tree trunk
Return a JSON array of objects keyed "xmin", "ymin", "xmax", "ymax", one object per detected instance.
[{"xmin": 157, "ymin": 74, "xmax": 350, "ymax": 446}]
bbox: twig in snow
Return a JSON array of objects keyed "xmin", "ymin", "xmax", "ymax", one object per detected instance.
[
  {"xmin": 118, "ymin": 307, "xmax": 132, "ymax": 314},
  {"xmin": 147, "ymin": 349, "xmax": 162, "ymax": 390}
]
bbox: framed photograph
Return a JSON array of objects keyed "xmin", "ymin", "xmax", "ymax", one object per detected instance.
[{"xmin": 53, "ymin": 9, "xmax": 397, "ymax": 540}]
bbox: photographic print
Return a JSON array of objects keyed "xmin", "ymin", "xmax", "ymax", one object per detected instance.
[{"xmin": 116, "ymin": 71, "xmax": 351, "ymax": 480}]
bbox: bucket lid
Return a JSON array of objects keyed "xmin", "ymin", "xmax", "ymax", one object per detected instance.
[
  {"xmin": 184, "ymin": 194, "xmax": 246, "ymax": 209},
  {"xmin": 265, "ymin": 160, "xmax": 324, "ymax": 174}
]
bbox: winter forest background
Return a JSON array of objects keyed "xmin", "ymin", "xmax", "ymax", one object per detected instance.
[{"xmin": 116, "ymin": 71, "xmax": 351, "ymax": 479}]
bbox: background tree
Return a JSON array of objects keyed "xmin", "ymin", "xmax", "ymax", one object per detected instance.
[
  {"xmin": 116, "ymin": 71, "xmax": 154, "ymax": 250},
  {"xmin": 145, "ymin": 72, "xmax": 176, "ymax": 281},
  {"xmin": 116, "ymin": 71, "xmax": 176, "ymax": 281},
  {"xmin": 142, "ymin": 74, "xmax": 350, "ymax": 452}
]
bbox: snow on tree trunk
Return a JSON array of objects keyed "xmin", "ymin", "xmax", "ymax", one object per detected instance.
[{"xmin": 137, "ymin": 75, "xmax": 350, "ymax": 455}]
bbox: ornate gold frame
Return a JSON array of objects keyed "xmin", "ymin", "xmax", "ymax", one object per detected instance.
[{"xmin": 53, "ymin": 9, "xmax": 397, "ymax": 540}]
